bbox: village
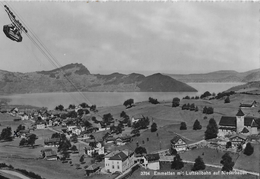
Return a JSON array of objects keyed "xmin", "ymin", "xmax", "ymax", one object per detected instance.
[{"xmin": 0, "ymin": 91, "xmax": 259, "ymax": 179}]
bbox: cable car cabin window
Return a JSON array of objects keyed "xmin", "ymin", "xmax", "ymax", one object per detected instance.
[{"xmin": 3, "ymin": 24, "xmax": 22, "ymax": 42}]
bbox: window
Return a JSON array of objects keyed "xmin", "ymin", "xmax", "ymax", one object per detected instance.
[
  {"xmin": 112, "ymin": 165, "xmax": 114, "ymax": 169},
  {"xmin": 117, "ymin": 165, "xmax": 120, "ymax": 169}
]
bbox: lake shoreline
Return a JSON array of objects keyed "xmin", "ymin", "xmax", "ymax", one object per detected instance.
[{"xmin": 0, "ymin": 83, "xmax": 245, "ymax": 110}]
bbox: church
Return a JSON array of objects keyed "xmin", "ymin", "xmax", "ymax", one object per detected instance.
[{"xmin": 218, "ymin": 108, "xmax": 260, "ymax": 137}]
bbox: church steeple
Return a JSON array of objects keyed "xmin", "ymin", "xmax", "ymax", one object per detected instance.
[
  {"xmin": 236, "ymin": 108, "xmax": 245, "ymax": 133},
  {"xmin": 236, "ymin": 108, "xmax": 244, "ymax": 117}
]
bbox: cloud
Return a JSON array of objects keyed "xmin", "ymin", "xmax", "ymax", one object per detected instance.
[{"xmin": 0, "ymin": 2, "xmax": 258, "ymax": 75}]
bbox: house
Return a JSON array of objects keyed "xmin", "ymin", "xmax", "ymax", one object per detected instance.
[
  {"xmin": 19, "ymin": 129, "xmax": 30, "ymax": 138},
  {"xmin": 44, "ymin": 138, "xmax": 60, "ymax": 147},
  {"xmin": 239, "ymin": 101, "xmax": 257, "ymax": 108},
  {"xmin": 131, "ymin": 115, "xmax": 143, "ymax": 124},
  {"xmin": 116, "ymin": 135, "xmax": 132, "ymax": 146},
  {"xmin": 229, "ymin": 134, "xmax": 247, "ymax": 148},
  {"xmin": 36, "ymin": 123, "xmax": 46, "ymax": 129},
  {"xmin": 142, "ymin": 154, "xmax": 160, "ymax": 170},
  {"xmin": 106, "ymin": 136, "xmax": 116, "ymax": 144},
  {"xmin": 105, "ymin": 150, "xmax": 134, "ymax": 173},
  {"xmin": 41, "ymin": 148, "xmax": 58, "ymax": 161},
  {"xmin": 218, "ymin": 108, "xmax": 260, "ymax": 137},
  {"xmin": 85, "ymin": 142, "xmax": 105, "ymax": 157},
  {"xmin": 171, "ymin": 135, "xmax": 187, "ymax": 152},
  {"xmin": 85, "ymin": 164, "xmax": 100, "ymax": 176}
]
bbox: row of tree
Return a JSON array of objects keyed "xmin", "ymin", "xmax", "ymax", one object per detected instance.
[
  {"xmin": 181, "ymin": 103, "xmax": 199, "ymax": 111},
  {"xmin": 180, "ymin": 120, "xmax": 202, "ymax": 130}
]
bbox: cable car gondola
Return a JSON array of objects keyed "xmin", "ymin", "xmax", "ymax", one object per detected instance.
[
  {"xmin": 3, "ymin": 23, "xmax": 22, "ymax": 42},
  {"xmin": 3, "ymin": 5, "xmax": 27, "ymax": 42}
]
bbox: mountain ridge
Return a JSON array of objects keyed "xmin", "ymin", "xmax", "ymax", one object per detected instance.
[
  {"xmin": 166, "ymin": 68, "xmax": 260, "ymax": 83},
  {"xmin": 0, "ymin": 63, "xmax": 197, "ymax": 94}
]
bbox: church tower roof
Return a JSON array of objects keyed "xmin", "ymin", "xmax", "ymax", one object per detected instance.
[
  {"xmin": 251, "ymin": 119, "xmax": 258, "ymax": 127},
  {"xmin": 236, "ymin": 108, "xmax": 244, "ymax": 117}
]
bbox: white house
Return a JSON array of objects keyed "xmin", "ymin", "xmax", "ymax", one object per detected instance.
[
  {"xmin": 142, "ymin": 154, "xmax": 160, "ymax": 170},
  {"xmin": 85, "ymin": 142, "xmax": 105, "ymax": 157},
  {"xmin": 105, "ymin": 150, "xmax": 134, "ymax": 173},
  {"xmin": 171, "ymin": 135, "xmax": 187, "ymax": 152},
  {"xmin": 36, "ymin": 124, "xmax": 46, "ymax": 129}
]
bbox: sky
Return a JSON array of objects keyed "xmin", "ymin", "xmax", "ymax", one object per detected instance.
[{"xmin": 0, "ymin": 2, "xmax": 259, "ymax": 75}]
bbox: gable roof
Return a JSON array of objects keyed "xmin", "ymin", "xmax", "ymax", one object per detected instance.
[
  {"xmin": 244, "ymin": 117, "xmax": 260, "ymax": 127},
  {"xmin": 236, "ymin": 108, "xmax": 244, "ymax": 116},
  {"xmin": 109, "ymin": 151, "xmax": 128, "ymax": 161},
  {"xmin": 219, "ymin": 116, "xmax": 236, "ymax": 127},
  {"xmin": 85, "ymin": 164, "xmax": 100, "ymax": 171},
  {"xmin": 230, "ymin": 134, "xmax": 247, "ymax": 140},
  {"xmin": 241, "ymin": 127, "xmax": 249, "ymax": 133},
  {"xmin": 145, "ymin": 153, "xmax": 160, "ymax": 162},
  {"xmin": 251, "ymin": 119, "xmax": 258, "ymax": 127},
  {"xmin": 171, "ymin": 135, "xmax": 186, "ymax": 144}
]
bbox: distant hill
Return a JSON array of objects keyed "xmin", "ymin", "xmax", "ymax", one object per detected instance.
[
  {"xmin": 227, "ymin": 81, "xmax": 260, "ymax": 93},
  {"xmin": 166, "ymin": 69, "xmax": 260, "ymax": 83},
  {"xmin": 0, "ymin": 63, "xmax": 197, "ymax": 94}
]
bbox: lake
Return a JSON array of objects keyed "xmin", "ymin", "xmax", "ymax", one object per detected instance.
[{"xmin": 1, "ymin": 83, "xmax": 244, "ymax": 109}]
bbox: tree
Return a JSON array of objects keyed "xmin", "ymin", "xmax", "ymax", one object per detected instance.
[
  {"xmin": 192, "ymin": 156, "xmax": 205, "ymax": 171},
  {"xmin": 27, "ymin": 134, "xmax": 37, "ymax": 147},
  {"xmin": 132, "ymin": 116, "xmax": 150, "ymax": 129},
  {"xmin": 19, "ymin": 138, "xmax": 27, "ymax": 146},
  {"xmin": 103, "ymin": 113, "xmax": 113, "ymax": 126},
  {"xmin": 151, "ymin": 122, "xmax": 157, "ymax": 132},
  {"xmin": 135, "ymin": 146, "xmax": 147, "ymax": 155},
  {"xmin": 200, "ymin": 91, "xmax": 211, "ymax": 99},
  {"xmin": 193, "ymin": 120, "xmax": 202, "ymax": 130},
  {"xmin": 16, "ymin": 125, "xmax": 25, "ymax": 132},
  {"xmin": 0, "ymin": 127, "xmax": 13, "ymax": 141},
  {"xmin": 55, "ymin": 104, "xmax": 64, "ymax": 111},
  {"xmin": 51, "ymin": 132, "xmax": 61, "ymax": 139},
  {"xmin": 172, "ymin": 97, "xmax": 180, "ymax": 107},
  {"xmin": 171, "ymin": 154, "xmax": 184, "ymax": 170},
  {"xmin": 123, "ymin": 99, "xmax": 134, "ymax": 108},
  {"xmin": 120, "ymin": 111, "xmax": 127, "ymax": 118},
  {"xmin": 68, "ymin": 104, "xmax": 76, "ymax": 109},
  {"xmin": 149, "ymin": 97, "xmax": 159, "ymax": 104},
  {"xmin": 67, "ymin": 111, "xmax": 77, "ymax": 118},
  {"xmin": 180, "ymin": 122, "xmax": 187, "ymax": 130},
  {"xmin": 226, "ymin": 141, "xmax": 232, "ymax": 149},
  {"xmin": 70, "ymin": 145, "xmax": 78, "ymax": 152},
  {"xmin": 195, "ymin": 106, "xmax": 199, "ymax": 112},
  {"xmin": 80, "ymin": 102, "xmax": 89, "ymax": 108},
  {"xmin": 205, "ymin": 118, "xmax": 218, "ymax": 140},
  {"xmin": 224, "ymin": 96, "xmax": 230, "ymax": 103},
  {"xmin": 169, "ymin": 147, "xmax": 177, "ymax": 155},
  {"xmin": 58, "ymin": 139, "xmax": 71, "ymax": 153},
  {"xmin": 220, "ymin": 153, "xmax": 234, "ymax": 172},
  {"xmin": 244, "ymin": 142, "xmax": 254, "ymax": 156},
  {"xmin": 90, "ymin": 105, "xmax": 97, "ymax": 111}
]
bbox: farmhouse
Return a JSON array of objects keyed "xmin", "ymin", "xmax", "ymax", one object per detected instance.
[
  {"xmin": 218, "ymin": 108, "xmax": 260, "ymax": 137},
  {"xmin": 85, "ymin": 164, "xmax": 100, "ymax": 176},
  {"xmin": 229, "ymin": 134, "xmax": 247, "ymax": 147},
  {"xmin": 105, "ymin": 150, "xmax": 134, "ymax": 173},
  {"xmin": 41, "ymin": 148, "xmax": 58, "ymax": 161},
  {"xmin": 142, "ymin": 153, "xmax": 160, "ymax": 170},
  {"xmin": 85, "ymin": 142, "xmax": 105, "ymax": 157},
  {"xmin": 170, "ymin": 135, "xmax": 187, "ymax": 152},
  {"xmin": 239, "ymin": 101, "xmax": 257, "ymax": 108},
  {"xmin": 44, "ymin": 138, "xmax": 60, "ymax": 147}
]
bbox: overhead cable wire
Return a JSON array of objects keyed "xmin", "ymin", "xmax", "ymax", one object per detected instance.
[{"xmin": 4, "ymin": 2, "xmax": 92, "ymax": 105}]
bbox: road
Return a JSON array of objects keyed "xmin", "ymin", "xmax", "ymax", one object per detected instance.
[{"xmin": 0, "ymin": 169, "xmax": 31, "ymax": 179}]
